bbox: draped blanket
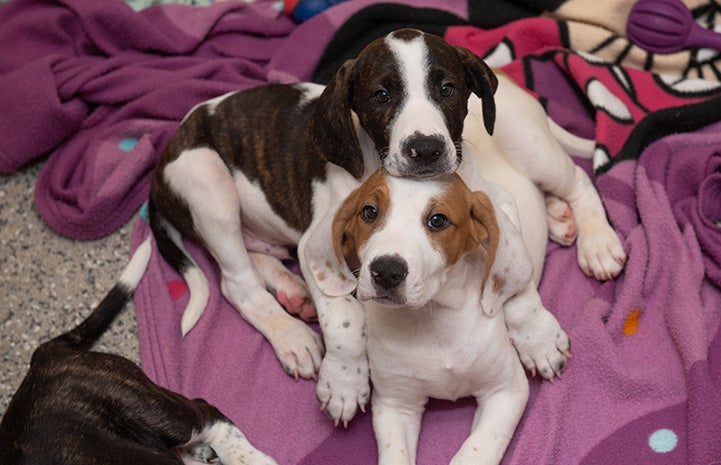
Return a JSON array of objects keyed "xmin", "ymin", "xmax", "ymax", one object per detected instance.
[{"xmin": 2, "ymin": 0, "xmax": 721, "ymax": 463}]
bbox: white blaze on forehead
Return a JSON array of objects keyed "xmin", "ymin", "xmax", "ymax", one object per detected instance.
[
  {"xmin": 361, "ymin": 175, "xmax": 445, "ymax": 261},
  {"xmin": 385, "ymin": 33, "xmax": 429, "ymax": 104},
  {"xmin": 383, "ymin": 33, "xmax": 456, "ymax": 171}
]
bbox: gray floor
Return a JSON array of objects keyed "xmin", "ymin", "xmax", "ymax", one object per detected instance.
[{"xmin": 0, "ymin": 161, "xmax": 141, "ymax": 419}]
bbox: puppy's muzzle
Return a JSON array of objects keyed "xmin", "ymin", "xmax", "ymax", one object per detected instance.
[
  {"xmin": 370, "ymin": 255, "xmax": 408, "ymax": 290},
  {"xmin": 401, "ymin": 133, "xmax": 451, "ymax": 174},
  {"xmin": 404, "ymin": 134, "xmax": 444, "ymax": 164}
]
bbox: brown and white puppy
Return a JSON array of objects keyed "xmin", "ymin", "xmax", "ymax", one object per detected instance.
[
  {"xmin": 0, "ymin": 239, "xmax": 277, "ymax": 465},
  {"xmin": 148, "ymin": 28, "xmax": 498, "ymax": 425},
  {"xmin": 329, "ymin": 170, "xmax": 533, "ymax": 465}
]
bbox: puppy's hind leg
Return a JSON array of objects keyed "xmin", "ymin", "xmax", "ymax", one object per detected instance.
[
  {"xmin": 543, "ymin": 163, "xmax": 626, "ymax": 280},
  {"xmin": 164, "ymin": 148, "xmax": 323, "ymax": 379},
  {"xmin": 493, "ymin": 81, "xmax": 626, "ymax": 280}
]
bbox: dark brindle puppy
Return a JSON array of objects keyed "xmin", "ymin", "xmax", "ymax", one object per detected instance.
[{"xmin": 0, "ymin": 239, "xmax": 277, "ymax": 465}]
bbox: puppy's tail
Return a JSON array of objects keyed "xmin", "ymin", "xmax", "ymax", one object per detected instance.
[
  {"xmin": 61, "ymin": 237, "xmax": 152, "ymax": 351},
  {"xmin": 149, "ymin": 204, "xmax": 210, "ymax": 337},
  {"xmin": 547, "ymin": 117, "xmax": 595, "ymax": 159}
]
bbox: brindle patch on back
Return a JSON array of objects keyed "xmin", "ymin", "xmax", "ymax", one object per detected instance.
[
  {"xmin": 208, "ymin": 85, "xmax": 328, "ymax": 232},
  {"xmin": 152, "ymin": 85, "xmax": 330, "ymax": 235}
]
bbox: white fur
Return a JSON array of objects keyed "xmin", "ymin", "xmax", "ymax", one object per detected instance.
[
  {"xmin": 120, "ymin": 237, "xmax": 151, "ymax": 289},
  {"xmin": 182, "ymin": 421, "xmax": 278, "ymax": 465},
  {"xmin": 182, "ymin": 91, "xmax": 237, "ymax": 123},
  {"xmin": 299, "ymin": 164, "xmax": 369, "ymax": 425},
  {"xmin": 296, "ymin": 82, "xmax": 325, "ymax": 105},
  {"xmin": 457, "ymin": 74, "xmax": 625, "ymax": 376}
]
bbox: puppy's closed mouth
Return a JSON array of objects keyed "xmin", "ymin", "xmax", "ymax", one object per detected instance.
[
  {"xmin": 392, "ymin": 162, "xmax": 458, "ymax": 179},
  {"xmin": 362, "ymin": 291, "xmax": 407, "ymax": 307}
]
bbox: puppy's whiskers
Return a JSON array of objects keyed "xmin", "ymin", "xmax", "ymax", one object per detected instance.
[
  {"xmin": 378, "ymin": 147, "xmax": 391, "ymax": 162},
  {"xmin": 454, "ymin": 141, "xmax": 464, "ymax": 162}
]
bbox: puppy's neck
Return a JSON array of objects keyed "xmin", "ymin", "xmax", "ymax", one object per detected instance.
[{"xmin": 427, "ymin": 251, "xmax": 483, "ymax": 311}]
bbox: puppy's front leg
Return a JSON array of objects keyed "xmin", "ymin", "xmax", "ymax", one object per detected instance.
[
  {"xmin": 372, "ymin": 395, "xmax": 425, "ymax": 465},
  {"xmin": 450, "ymin": 382, "xmax": 528, "ymax": 465},
  {"xmin": 504, "ymin": 282, "xmax": 571, "ymax": 380},
  {"xmin": 299, "ymin": 175, "xmax": 371, "ymax": 426},
  {"xmin": 312, "ymin": 294, "xmax": 370, "ymax": 425}
]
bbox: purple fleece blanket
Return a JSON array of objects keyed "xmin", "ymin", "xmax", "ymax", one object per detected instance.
[
  {"xmin": 3, "ymin": 0, "xmax": 721, "ymax": 464},
  {"xmin": 0, "ymin": 0, "xmax": 296, "ymax": 238}
]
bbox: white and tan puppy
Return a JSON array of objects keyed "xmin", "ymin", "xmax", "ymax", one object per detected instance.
[{"xmin": 329, "ymin": 170, "xmax": 533, "ymax": 465}]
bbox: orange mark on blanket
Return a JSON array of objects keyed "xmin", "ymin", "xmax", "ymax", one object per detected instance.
[
  {"xmin": 167, "ymin": 280, "xmax": 188, "ymax": 301},
  {"xmin": 623, "ymin": 308, "xmax": 642, "ymax": 336}
]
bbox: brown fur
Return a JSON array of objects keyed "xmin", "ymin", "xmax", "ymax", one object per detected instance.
[{"xmin": 332, "ymin": 170, "xmax": 391, "ymax": 265}]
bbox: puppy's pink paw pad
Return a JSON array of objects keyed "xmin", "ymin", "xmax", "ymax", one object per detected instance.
[
  {"xmin": 546, "ymin": 197, "xmax": 578, "ymax": 246},
  {"xmin": 277, "ymin": 292, "xmax": 317, "ymax": 321}
]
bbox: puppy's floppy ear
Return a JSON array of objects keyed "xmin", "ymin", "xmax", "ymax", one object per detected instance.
[
  {"xmin": 308, "ymin": 58, "xmax": 364, "ymax": 179},
  {"xmin": 455, "ymin": 46, "xmax": 498, "ymax": 136},
  {"xmin": 302, "ymin": 185, "xmax": 362, "ymax": 297},
  {"xmin": 470, "ymin": 190, "xmax": 533, "ymax": 317}
]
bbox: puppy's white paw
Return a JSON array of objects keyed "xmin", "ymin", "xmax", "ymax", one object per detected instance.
[
  {"xmin": 242, "ymin": 452, "xmax": 280, "ymax": 465},
  {"xmin": 316, "ymin": 353, "xmax": 370, "ymax": 426},
  {"xmin": 268, "ymin": 319, "xmax": 324, "ymax": 380},
  {"xmin": 577, "ymin": 224, "xmax": 626, "ymax": 281},
  {"xmin": 545, "ymin": 194, "xmax": 577, "ymax": 246},
  {"xmin": 200, "ymin": 422, "xmax": 280, "ymax": 465},
  {"xmin": 508, "ymin": 307, "xmax": 571, "ymax": 381}
]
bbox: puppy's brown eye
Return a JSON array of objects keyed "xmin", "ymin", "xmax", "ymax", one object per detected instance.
[
  {"xmin": 440, "ymin": 83, "xmax": 454, "ymax": 97},
  {"xmin": 361, "ymin": 205, "xmax": 378, "ymax": 223},
  {"xmin": 427, "ymin": 213, "xmax": 449, "ymax": 231},
  {"xmin": 374, "ymin": 90, "xmax": 390, "ymax": 104}
]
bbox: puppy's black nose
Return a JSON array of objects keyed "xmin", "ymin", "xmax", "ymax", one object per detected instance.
[
  {"xmin": 370, "ymin": 255, "xmax": 408, "ymax": 290},
  {"xmin": 404, "ymin": 135, "xmax": 445, "ymax": 165}
]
